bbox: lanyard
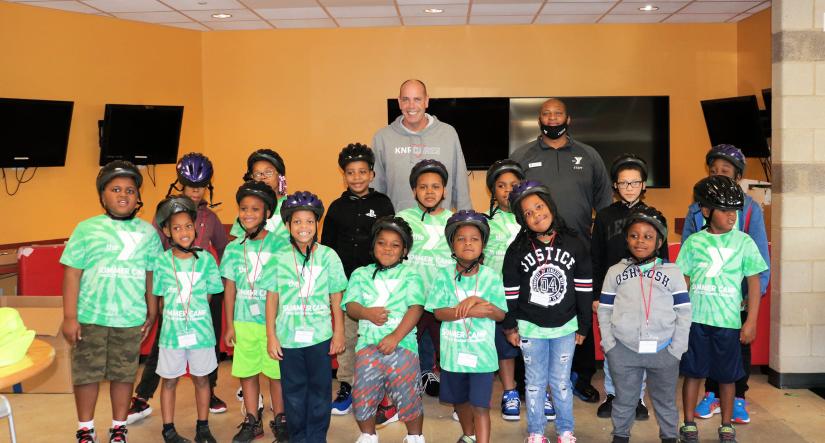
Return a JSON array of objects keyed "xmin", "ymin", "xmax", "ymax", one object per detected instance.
[
  {"xmin": 242, "ymin": 239, "xmax": 266, "ymax": 293},
  {"xmin": 292, "ymin": 245, "xmax": 315, "ymax": 318},
  {"xmin": 452, "ymin": 267, "xmax": 479, "ymax": 339},
  {"xmin": 639, "ymin": 264, "xmax": 657, "ymax": 327},
  {"xmin": 170, "ymin": 254, "xmax": 197, "ymax": 331}
]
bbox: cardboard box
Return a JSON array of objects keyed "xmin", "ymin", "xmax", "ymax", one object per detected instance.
[{"xmin": 0, "ymin": 296, "xmax": 71, "ymax": 393}]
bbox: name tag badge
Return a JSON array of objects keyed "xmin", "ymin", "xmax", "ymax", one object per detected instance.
[
  {"xmin": 456, "ymin": 352, "xmax": 478, "ymax": 368},
  {"xmin": 528, "ymin": 162, "xmax": 542, "ymax": 168},
  {"xmin": 638, "ymin": 340, "xmax": 657, "ymax": 354},
  {"xmin": 529, "ymin": 291, "xmax": 550, "ymax": 307},
  {"xmin": 294, "ymin": 328, "xmax": 314, "ymax": 344},
  {"xmin": 178, "ymin": 333, "xmax": 197, "ymax": 348},
  {"xmin": 249, "ymin": 304, "xmax": 261, "ymax": 316}
]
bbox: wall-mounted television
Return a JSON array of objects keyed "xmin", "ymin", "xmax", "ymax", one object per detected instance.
[
  {"xmin": 510, "ymin": 96, "xmax": 671, "ymax": 188},
  {"xmin": 99, "ymin": 104, "xmax": 184, "ymax": 166},
  {"xmin": 0, "ymin": 97, "xmax": 74, "ymax": 168},
  {"xmin": 701, "ymin": 95, "xmax": 770, "ymax": 158},
  {"xmin": 387, "ymin": 97, "xmax": 510, "ymax": 170}
]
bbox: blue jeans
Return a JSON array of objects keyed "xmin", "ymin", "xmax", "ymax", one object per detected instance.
[
  {"xmin": 521, "ymin": 333, "xmax": 575, "ymax": 436},
  {"xmin": 280, "ymin": 340, "xmax": 332, "ymax": 443},
  {"xmin": 603, "ymin": 357, "xmax": 646, "ymax": 399}
]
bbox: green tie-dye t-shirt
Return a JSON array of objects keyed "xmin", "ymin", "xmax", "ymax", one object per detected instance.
[
  {"xmin": 676, "ymin": 229, "xmax": 767, "ymax": 329},
  {"xmin": 341, "ymin": 263, "xmax": 425, "ymax": 353},
  {"xmin": 220, "ymin": 233, "xmax": 285, "ymax": 325},
  {"xmin": 397, "ymin": 207, "xmax": 453, "ymax": 292},
  {"xmin": 60, "ymin": 215, "xmax": 163, "ymax": 327},
  {"xmin": 260, "ymin": 245, "xmax": 348, "ymax": 348},
  {"xmin": 484, "ymin": 210, "xmax": 520, "ymax": 275},
  {"xmin": 425, "ymin": 265, "xmax": 507, "ymax": 373},
  {"xmin": 153, "ymin": 250, "xmax": 224, "ymax": 349}
]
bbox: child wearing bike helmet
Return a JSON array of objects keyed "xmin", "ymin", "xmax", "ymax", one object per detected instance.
[
  {"xmin": 152, "ymin": 197, "xmax": 223, "ymax": 443},
  {"xmin": 220, "ymin": 181, "xmax": 288, "ymax": 443},
  {"xmin": 262, "ymin": 191, "xmax": 348, "ymax": 443},
  {"xmin": 229, "ymin": 149, "xmax": 290, "ymax": 250},
  {"xmin": 502, "ymin": 181, "xmax": 593, "ymax": 443},
  {"xmin": 676, "ymin": 176, "xmax": 767, "ymax": 443},
  {"xmin": 342, "ymin": 216, "xmax": 426, "ymax": 443},
  {"xmin": 597, "ymin": 205, "xmax": 690, "ymax": 443},
  {"xmin": 60, "ymin": 160, "xmax": 163, "ymax": 443},
  {"xmin": 427, "ymin": 210, "xmax": 507, "ymax": 443},
  {"xmin": 682, "ymin": 144, "xmax": 770, "ymax": 426}
]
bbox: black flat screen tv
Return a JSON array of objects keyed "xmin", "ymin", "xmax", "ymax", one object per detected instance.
[
  {"xmin": 387, "ymin": 97, "xmax": 510, "ymax": 170},
  {"xmin": 701, "ymin": 95, "xmax": 770, "ymax": 158},
  {"xmin": 0, "ymin": 97, "xmax": 74, "ymax": 168},
  {"xmin": 99, "ymin": 104, "xmax": 184, "ymax": 166}
]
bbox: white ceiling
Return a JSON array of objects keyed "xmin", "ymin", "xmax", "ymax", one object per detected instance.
[{"xmin": 5, "ymin": 0, "xmax": 771, "ymax": 30}]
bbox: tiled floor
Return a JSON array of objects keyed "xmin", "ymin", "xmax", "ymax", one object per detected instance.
[{"xmin": 3, "ymin": 361, "xmax": 824, "ymax": 442}]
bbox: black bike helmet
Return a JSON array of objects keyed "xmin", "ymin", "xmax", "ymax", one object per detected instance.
[
  {"xmin": 280, "ymin": 191, "xmax": 325, "ymax": 223},
  {"xmin": 610, "ymin": 153, "xmax": 648, "ymax": 182},
  {"xmin": 706, "ymin": 144, "xmax": 746, "ymax": 176},
  {"xmin": 338, "ymin": 143, "xmax": 375, "ymax": 170},
  {"xmin": 693, "ymin": 175, "xmax": 744, "ymax": 211},
  {"xmin": 445, "ymin": 210, "xmax": 491, "ymax": 248},
  {"xmin": 409, "ymin": 159, "xmax": 448, "ymax": 189},
  {"xmin": 236, "ymin": 180, "xmax": 277, "ymax": 216},
  {"xmin": 623, "ymin": 205, "xmax": 668, "ymax": 245},
  {"xmin": 486, "ymin": 159, "xmax": 525, "ymax": 192},
  {"xmin": 371, "ymin": 216, "xmax": 414, "ymax": 257},
  {"xmin": 244, "ymin": 149, "xmax": 286, "ymax": 181},
  {"xmin": 508, "ymin": 180, "xmax": 554, "ymax": 228},
  {"xmin": 96, "ymin": 160, "xmax": 142, "ymax": 193},
  {"xmin": 155, "ymin": 196, "xmax": 198, "ymax": 229}
]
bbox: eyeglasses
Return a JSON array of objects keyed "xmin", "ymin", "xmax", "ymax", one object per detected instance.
[
  {"xmin": 616, "ymin": 180, "xmax": 643, "ymax": 190},
  {"xmin": 252, "ymin": 169, "xmax": 276, "ymax": 180}
]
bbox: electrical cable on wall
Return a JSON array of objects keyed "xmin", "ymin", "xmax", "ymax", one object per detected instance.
[{"xmin": 2, "ymin": 167, "xmax": 38, "ymax": 196}]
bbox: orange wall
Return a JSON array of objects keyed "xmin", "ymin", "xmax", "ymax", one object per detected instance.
[
  {"xmin": 0, "ymin": 1, "xmax": 203, "ymax": 245},
  {"xmin": 737, "ymin": 9, "xmax": 772, "ymax": 184}
]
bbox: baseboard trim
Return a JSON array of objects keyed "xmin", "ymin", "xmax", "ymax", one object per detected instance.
[{"xmin": 766, "ymin": 367, "xmax": 825, "ymax": 389}]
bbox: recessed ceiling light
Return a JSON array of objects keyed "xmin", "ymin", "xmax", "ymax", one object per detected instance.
[
  {"xmin": 197, "ymin": 1, "xmax": 207, "ymax": 5},
  {"xmin": 211, "ymin": 13, "xmax": 232, "ymax": 18},
  {"xmin": 639, "ymin": 5, "xmax": 659, "ymax": 11},
  {"xmin": 423, "ymin": 8, "xmax": 444, "ymax": 14}
]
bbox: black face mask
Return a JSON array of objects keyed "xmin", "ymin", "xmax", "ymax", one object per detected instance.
[{"xmin": 540, "ymin": 122, "xmax": 568, "ymax": 140}]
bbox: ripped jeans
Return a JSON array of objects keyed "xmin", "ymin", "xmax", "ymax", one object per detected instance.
[{"xmin": 521, "ymin": 332, "xmax": 576, "ymax": 436}]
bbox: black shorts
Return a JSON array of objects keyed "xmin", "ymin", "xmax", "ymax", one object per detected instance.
[
  {"xmin": 440, "ymin": 370, "xmax": 495, "ymax": 409},
  {"xmin": 495, "ymin": 323, "xmax": 520, "ymax": 360},
  {"xmin": 680, "ymin": 323, "xmax": 745, "ymax": 384}
]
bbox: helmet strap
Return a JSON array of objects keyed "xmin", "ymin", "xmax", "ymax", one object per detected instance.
[
  {"xmin": 171, "ymin": 241, "xmax": 203, "ymax": 259},
  {"xmin": 452, "ymin": 255, "xmax": 482, "ymax": 282},
  {"xmin": 240, "ymin": 217, "xmax": 266, "ymax": 244},
  {"xmin": 701, "ymin": 208, "xmax": 715, "ymax": 231},
  {"xmin": 101, "ymin": 196, "xmax": 143, "ymax": 221},
  {"xmin": 290, "ymin": 236, "xmax": 315, "ymax": 269},
  {"xmin": 621, "ymin": 197, "xmax": 641, "ymax": 208},
  {"xmin": 419, "ymin": 196, "xmax": 444, "ymax": 221}
]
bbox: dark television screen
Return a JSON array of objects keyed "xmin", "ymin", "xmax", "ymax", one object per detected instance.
[
  {"xmin": 701, "ymin": 95, "xmax": 770, "ymax": 158},
  {"xmin": 387, "ymin": 97, "xmax": 510, "ymax": 170},
  {"xmin": 0, "ymin": 97, "xmax": 74, "ymax": 168},
  {"xmin": 510, "ymin": 96, "xmax": 671, "ymax": 188},
  {"xmin": 99, "ymin": 104, "xmax": 184, "ymax": 166}
]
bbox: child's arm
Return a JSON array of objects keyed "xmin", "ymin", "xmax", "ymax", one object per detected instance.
[
  {"xmin": 345, "ymin": 302, "xmax": 389, "ymax": 326},
  {"xmin": 329, "ymin": 291, "xmax": 346, "ymax": 355},
  {"xmin": 61, "ymin": 266, "xmax": 83, "ymax": 345},
  {"xmin": 377, "ymin": 305, "xmax": 424, "ymax": 355},
  {"xmin": 223, "ymin": 278, "xmax": 237, "ymax": 347},
  {"xmin": 596, "ymin": 267, "xmax": 618, "ymax": 353},
  {"xmin": 670, "ymin": 274, "xmax": 692, "ymax": 358},
  {"xmin": 141, "ymin": 271, "xmax": 158, "ymax": 342},
  {"xmin": 468, "ymin": 303, "xmax": 506, "ymax": 321},
  {"xmin": 265, "ymin": 290, "xmax": 283, "ymax": 360},
  {"xmin": 740, "ymin": 274, "xmax": 761, "ymax": 344}
]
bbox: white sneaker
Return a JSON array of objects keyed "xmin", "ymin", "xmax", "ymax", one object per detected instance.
[
  {"xmin": 451, "ymin": 410, "xmax": 459, "ymax": 422},
  {"xmin": 403, "ymin": 435, "xmax": 426, "ymax": 443},
  {"xmin": 525, "ymin": 434, "xmax": 548, "ymax": 443},
  {"xmin": 557, "ymin": 431, "xmax": 576, "ymax": 443},
  {"xmin": 356, "ymin": 433, "xmax": 379, "ymax": 443}
]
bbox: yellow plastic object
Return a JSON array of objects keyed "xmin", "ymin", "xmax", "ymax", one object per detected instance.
[{"xmin": 0, "ymin": 308, "xmax": 36, "ymax": 367}]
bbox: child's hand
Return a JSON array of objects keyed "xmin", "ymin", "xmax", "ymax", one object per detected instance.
[
  {"xmin": 575, "ymin": 333, "xmax": 586, "ymax": 345},
  {"xmin": 505, "ymin": 329, "xmax": 520, "ymax": 347},
  {"xmin": 365, "ymin": 307, "xmax": 390, "ymax": 326},
  {"xmin": 456, "ymin": 296, "xmax": 484, "ymax": 319},
  {"xmin": 62, "ymin": 318, "xmax": 82, "ymax": 345},
  {"xmin": 224, "ymin": 326, "xmax": 236, "ymax": 348},
  {"xmin": 268, "ymin": 335, "xmax": 283, "ymax": 360},
  {"xmin": 377, "ymin": 333, "xmax": 400, "ymax": 355},
  {"xmin": 592, "ymin": 300, "xmax": 599, "ymax": 312},
  {"xmin": 740, "ymin": 320, "xmax": 757, "ymax": 344},
  {"xmin": 469, "ymin": 302, "xmax": 495, "ymax": 319},
  {"xmin": 140, "ymin": 314, "xmax": 156, "ymax": 343},
  {"xmin": 329, "ymin": 332, "xmax": 345, "ymax": 356}
]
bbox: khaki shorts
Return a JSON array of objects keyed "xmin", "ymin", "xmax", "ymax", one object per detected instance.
[{"xmin": 71, "ymin": 323, "xmax": 143, "ymax": 385}]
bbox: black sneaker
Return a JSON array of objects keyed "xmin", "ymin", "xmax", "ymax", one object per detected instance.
[
  {"xmin": 209, "ymin": 394, "xmax": 227, "ymax": 414},
  {"xmin": 597, "ymin": 394, "xmax": 615, "ymax": 418},
  {"xmin": 421, "ymin": 371, "xmax": 440, "ymax": 397},
  {"xmin": 375, "ymin": 399, "xmax": 399, "ymax": 429},
  {"xmin": 126, "ymin": 396, "xmax": 152, "ymax": 424},
  {"xmin": 661, "ymin": 439, "xmax": 677, "ymax": 443},
  {"xmin": 162, "ymin": 427, "xmax": 192, "ymax": 443},
  {"xmin": 635, "ymin": 399, "xmax": 649, "ymax": 420},
  {"xmin": 76, "ymin": 427, "xmax": 97, "ymax": 443},
  {"xmin": 232, "ymin": 413, "xmax": 264, "ymax": 443},
  {"xmin": 718, "ymin": 425, "xmax": 737, "ymax": 442},
  {"xmin": 109, "ymin": 425, "xmax": 128, "ymax": 443},
  {"xmin": 679, "ymin": 422, "xmax": 699, "ymax": 443},
  {"xmin": 194, "ymin": 424, "xmax": 217, "ymax": 443},
  {"xmin": 611, "ymin": 436, "xmax": 630, "ymax": 443},
  {"xmin": 573, "ymin": 382, "xmax": 600, "ymax": 403},
  {"xmin": 331, "ymin": 381, "xmax": 353, "ymax": 415},
  {"xmin": 270, "ymin": 413, "xmax": 289, "ymax": 442}
]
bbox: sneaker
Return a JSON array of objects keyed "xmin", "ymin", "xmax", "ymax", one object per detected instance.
[
  {"xmin": 718, "ymin": 425, "xmax": 737, "ymax": 442},
  {"xmin": 597, "ymin": 394, "xmax": 614, "ymax": 418},
  {"xmin": 679, "ymin": 422, "xmax": 699, "ymax": 443},
  {"xmin": 402, "ymin": 435, "xmax": 425, "ymax": 443},
  {"xmin": 76, "ymin": 427, "xmax": 97, "ymax": 443},
  {"xmin": 457, "ymin": 436, "xmax": 476, "ymax": 443},
  {"xmin": 635, "ymin": 398, "xmax": 649, "ymax": 420},
  {"xmin": 375, "ymin": 399, "xmax": 399, "ymax": 429},
  {"xmin": 194, "ymin": 424, "xmax": 217, "ymax": 443},
  {"xmin": 557, "ymin": 431, "xmax": 576, "ymax": 443},
  {"xmin": 209, "ymin": 394, "xmax": 227, "ymax": 414},
  {"xmin": 232, "ymin": 413, "xmax": 263, "ymax": 443},
  {"xmin": 544, "ymin": 392, "xmax": 556, "ymax": 421},
  {"xmin": 126, "ymin": 396, "xmax": 152, "ymax": 424},
  {"xmin": 695, "ymin": 392, "xmax": 720, "ymax": 419},
  {"xmin": 661, "ymin": 439, "xmax": 677, "ymax": 443},
  {"xmin": 109, "ymin": 425, "xmax": 128, "ymax": 443},
  {"xmin": 611, "ymin": 437, "xmax": 630, "ymax": 443},
  {"xmin": 270, "ymin": 413, "xmax": 289, "ymax": 442},
  {"xmin": 572, "ymin": 382, "xmax": 600, "ymax": 403},
  {"xmin": 421, "ymin": 371, "xmax": 440, "ymax": 397},
  {"xmin": 732, "ymin": 397, "xmax": 750, "ymax": 424},
  {"xmin": 452, "ymin": 410, "xmax": 459, "ymax": 422},
  {"xmin": 356, "ymin": 434, "xmax": 379, "ymax": 443},
  {"xmin": 501, "ymin": 389, "xmax": 521, "ymax": 421},
  {"xmin": 331, "ymin": 382, "xmax": 352, "ymax": 415},
  {"xmin": 526, "ymin": 434, "xmax": 549, "ymax": 443},
  {"xmin": 162, "ymin": 427, "xmax": 192, "ymax": 443}
]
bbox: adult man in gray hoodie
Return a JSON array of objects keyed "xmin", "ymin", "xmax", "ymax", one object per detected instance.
[{"xmin": 372, "ymin": 79, "xmax": 472, "ymax": 211}]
